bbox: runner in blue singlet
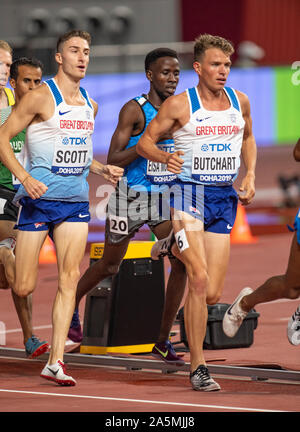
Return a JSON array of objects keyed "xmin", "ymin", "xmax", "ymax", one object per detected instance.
[{"xmin": 68, "ymin": 48, "xmax": 187, "ymax": 366}]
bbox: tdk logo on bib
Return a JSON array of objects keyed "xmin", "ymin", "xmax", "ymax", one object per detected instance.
[
  {"xmin": 62, "ymin": 137, "xmax": 87, "ymax": 145},
  {"xmin": 201, "ymin": 143, "xmax": 232, "ymax": 152}
]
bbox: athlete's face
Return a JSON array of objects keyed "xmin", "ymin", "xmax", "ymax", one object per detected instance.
[
  {"xmin": 10, "ymin": 65, "xmax": 42, "ymax": 101},
  {"xmin": 56, "ymin": 37, "xmax": 90, "ymax": 80},
  {"xmin": 0, "ymin": 49, "xmax": 12, "ymax": 89},
  {"xmin": 193, "ymin": 48, "xmax": 231, "ymax": 91},
  {"xmin": 147, "ymin": 57, "xmax": 180, "ymax": 101}
]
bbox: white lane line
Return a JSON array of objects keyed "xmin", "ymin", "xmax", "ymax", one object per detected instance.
[
  {"xmin": 0, "ymin": 389, "xmax": 287, "ymax": 412},
  {"xmin": 0, "ymin": 325, "xmax": 52, "ymax": 335}
]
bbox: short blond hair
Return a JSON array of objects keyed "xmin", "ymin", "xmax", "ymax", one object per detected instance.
[
  {"xmin": 0, "ymin": 40, "xmax": 13, "ymax": 55},
  {"xmin": 194, "ymin": 34, "xmax": 234, "ymax": 62}
]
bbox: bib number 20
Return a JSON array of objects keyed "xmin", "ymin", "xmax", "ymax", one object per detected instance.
[{"xmin": 109, "ymin": 215, "xmax": 129, "ymax": 235}]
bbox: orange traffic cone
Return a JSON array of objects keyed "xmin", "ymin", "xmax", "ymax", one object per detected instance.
[
  {"xmin": 230, "ymin": 204, "xmax": 257, "ymax": 244},
  {"xmin": 39, "ymin": 236, "xmax": 57, "ymax": 264}
]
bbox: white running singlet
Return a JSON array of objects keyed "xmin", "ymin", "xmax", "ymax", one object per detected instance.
[{"xmin": 173, "ymin": 86, "xmax": 245, "ymax": 185}]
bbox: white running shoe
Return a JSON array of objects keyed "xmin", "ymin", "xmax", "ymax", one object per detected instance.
[
  {"xmin": 41, "ymin": 359, "xmax": 76, "ymax": 386},
  {"xmin": 222, "ymin": 287, "xmax": 254, "ymax": 337},
  {"xmin": 0, "ymin": 237, "xmax": 16, "ymax": 251},
  {"xmin": 287, "ymin": 305, "xmax": 300, "ymax": 346},
  {"xmin": 151, "ymin": 230, "xmax": 175, "ymax": 260}
]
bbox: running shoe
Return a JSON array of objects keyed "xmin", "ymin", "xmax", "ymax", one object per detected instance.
[
  {"xmin": 222, "ymin": 287, "xmax": 253, "ymax": 337},
  {"xmin": 190, "ymin": 365, "xmax": 220, "ymax": 391},
  {"xmin": 151, "ymin": 230, "xmax": 175, "ymax": 260},
  {"xmin": 151, "ymin": 340, "xmax": 185, "ymax": 366},
  {"xmin": 67, "ymin": 309, "xmax": 83, "ymax": 343},
  {"xmin": 25, "ymin": 335, "xmax": 49, "ymax": 359},
  {"xmin": 0, "ymin": 237, "xmax": 16, "ymax": 251},
  {"xmin": 287, "ymin": 305, "xmax": 300, "ymax": 346},
  {"xmin": 40, "ymin": 359, "xmax": 76, "ymax": 386}
]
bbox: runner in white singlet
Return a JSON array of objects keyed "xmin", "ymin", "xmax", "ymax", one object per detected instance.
[
  {"xmin": 0, "ymin": 30, "xmax": 123, "ymax": 386},
  {"xmin": 137, "ymin": 34, "xmax": 257, "ymax": 391}
]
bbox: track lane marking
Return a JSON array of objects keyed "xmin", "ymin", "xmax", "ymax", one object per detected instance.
[{"xmin": 0, "ymin": 388, "xmax": 288, "ymax": 412}]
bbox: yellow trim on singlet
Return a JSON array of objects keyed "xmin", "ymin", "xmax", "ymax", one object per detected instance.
[{"xmin": 4, "ymin": 88, "xmax": 15, "ymax": 106}]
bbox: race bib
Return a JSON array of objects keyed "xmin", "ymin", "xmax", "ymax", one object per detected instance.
[
  {"xmin": 51, "ymin": 135, "xmax": 91, "ymax": 176},
  {"xmin": 147, "ymin": 142, "xmax": 177, "ymax": 184},
  {"xmin": 109, "ymin": 215, "xmax": 129, "ymax": 235},
  {"xmin": 192, "ymin": 142, "xmax": 237, "ymax": 184}
]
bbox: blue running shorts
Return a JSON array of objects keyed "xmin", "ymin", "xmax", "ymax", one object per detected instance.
[
  {"xmin": 17, "ymin": 198, "xmax": 90, "ymax": 237},
  {"xmin": 168, "ymin": 180, "xmax": 238, "ymax": 234}
]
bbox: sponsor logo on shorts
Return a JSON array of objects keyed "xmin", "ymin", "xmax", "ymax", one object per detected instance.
[
  {"xmin": 227, "ymin": 224, "xmax": 233, "ymax": 230},
  {"xmin": 189, "ymin": 206, "xmax": 201, "ymax": 215},
  {"xmin": 34, "ymin": 222, "xmax": 45, "ymax": 228},
  {"xmin": 78, "ymin": 213, "xmax": 89, "ymax": 218}
]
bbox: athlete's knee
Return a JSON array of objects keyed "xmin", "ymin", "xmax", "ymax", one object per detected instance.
[
  {"xmin": 14, "ymin": 280, "xmax": 34, "ymax": 298},
  {"xmin": 206, "ymin": 291, "xmax": 222, "ymax": 305},
  {"xmin": 59, "ymin": 268, "xmax": 81, "ymax": 287},
  {"xmin": 104, "ymin": 262, "xmax": 121, "ymax": 278},
  {"xmin": 186, "ymin": 265, "xmax": 208, "ymax": 295}
]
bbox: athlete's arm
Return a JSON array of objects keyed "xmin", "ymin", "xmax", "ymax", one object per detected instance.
[
  {"xmin": 90, "ymin": 159, "xmax": 123, "ymax": 186},
  {"xmin": 136, "ymin": 96, "xmax": 184, "ymax": 174},
  {"xmin": 0, "ymin": 88, "xmax": 48, "ymax": 199},
  {"xmin": 293, "ymin": 138, "xmax": 300, "ymax": 161},
  {"xmin": 237, "ymin": 91, "xmax": 256, "ymax": 205},
  {"xmin": 107, "ymin": 100, "xmax": 145, "ymax": 167},
  {"xmin": 89, "ymin": 98, "xmax": 123, "ymax": 184}
]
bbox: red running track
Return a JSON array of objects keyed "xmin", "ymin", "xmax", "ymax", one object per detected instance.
[{"xmin": 0, "ymin": 233, "xmax": 299, "ymax": 413}]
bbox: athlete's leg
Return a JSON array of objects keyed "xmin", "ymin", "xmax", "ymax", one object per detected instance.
[
  {"xmin": 2, "ymin": 221, "xmax": 48, "ymax": 349},
  {"xmin": 0, "ymin": 220, "xmax": 16, "ymax": 288},
  {"xmin": 204, "ymin": 232, "xmax": 231, "ymax": 305},
  {"xmin": 170, "ymin": 209, "xmax": 208, "ymax": 371},
  {"xmin": 49, "ymin": 222, "xmax": 88, "ymax": 364},
  {"xmin": 151, "ymin": 220, "xmax": 186, "ymax": 342},
  {"xmin": 74, "ymin": 235, "xmax": 131, "ymax": 309},
  {"xmin": 14, "ymin": 229, "xmax": 48, "ymax": 298},
  {"xmin": 223, "ymin": 232, "xmax": 300, "ymax": 338},
  {"xmin": 241, "ymin": 232, "xmax": 300, "ymax": 312}
]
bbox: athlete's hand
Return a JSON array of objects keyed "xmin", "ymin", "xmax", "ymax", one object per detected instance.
[
  {"xmin": 166, "ymin": 151, "xmax": 184, "ymax": 174},
  {"xmin": 22, "ymin": 175, "xmax": 48, "ymax": 199},
  {"xmin": 238, "ymin": 174, "xmax": 255, "ymax": 205},
  {"xmin": 101, "ymin": 164, "xmax": 124, "ymax": 186}
]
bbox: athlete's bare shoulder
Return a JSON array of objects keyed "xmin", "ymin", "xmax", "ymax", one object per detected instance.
[
  {"xmin": 158, "ymin": 91, "xmax": 189, "ymax": 128},
  {"xmin": 17, "ymin": 82, "xmax": 55, "ymax": 123},
  {"xmin": 235, "ymin": 90, "xmax": 251, "ymax": 113},
  {"xmin": 122, "ymin": 98, "xmax": 143, "ymax": 116},
  {"xmin": 90, "ymin": 98, "xmax": 98, "ymax": 117},
  {"xmin": 118, "ymin": 98, "xmax": 145, "ymax": 128}
]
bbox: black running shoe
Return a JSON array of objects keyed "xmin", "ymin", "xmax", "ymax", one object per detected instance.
[{"xmin": 190, "ymin": 365, "xmax": 220, "ymax": 391}]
